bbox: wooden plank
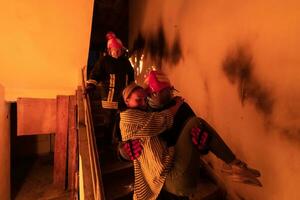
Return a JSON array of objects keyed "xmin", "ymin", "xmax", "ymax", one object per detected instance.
[
  {"xmin": 53, "ymin": 95, "xmax": 69, "ymax": 188},
  {"xmin": 78, "ymin": 125, "xmax": 95, "ymax": 200},
  {"xmin": 77, "ymin": 86, "xmax": 85, "ymax": 125},
  {"xmin": 77, "ymin": 77, "xmax": 105, "ymax": 199},
  {"xmin": 17, "ymin": 98, "xmax": 56, "ymax": 135},
  {"xmin": 68, "ymin": 95, "xmax": 77, "ymax": 192},
  {"xmin": 77, "ymin": 85, "xmax": 96, "ymax": 199}
]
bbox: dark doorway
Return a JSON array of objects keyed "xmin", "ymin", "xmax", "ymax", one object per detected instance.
[{"xmin": 87, "ymin": 0, "xmax": 129, "ymax": 75}]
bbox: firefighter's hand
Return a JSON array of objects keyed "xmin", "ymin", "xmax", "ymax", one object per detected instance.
[
  {"xmin": 84, "ymin": 83, "xmax": 96, "ymax": 95},
  {"xmin": 121, "ymin": 139, "xmax": 143, "ymax": 161},
  {"xmin": 169, "ymin": 96, "xmax": 184, "ymax": 115},
  {"xmin": 191, "ymin": 126, "xmax": 209, "ymax": 152}
]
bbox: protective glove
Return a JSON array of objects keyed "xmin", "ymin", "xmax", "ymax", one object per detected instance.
[
  {"xmin": 84, "ymin": 82, "xmax": 96, "ymax": 95},
  {"xmin": 191, "ymin": 127, "xmax": 209, "ymax": 152},
  {"xmin": 121, "ymin": 139, "xmax": 143, "ymax": 161}
]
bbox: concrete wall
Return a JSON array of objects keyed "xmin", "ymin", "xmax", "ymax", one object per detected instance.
[
  {"xmin": 129, "ymin": 0, "xmax": 300, "ymax": 199},
  {"xmin": 0, "ymin": 0, "xmax": 94, "ymax": 100},
  {"xmin": 0, "ymin": 85, "xmax": 10, "ymax": 200}
]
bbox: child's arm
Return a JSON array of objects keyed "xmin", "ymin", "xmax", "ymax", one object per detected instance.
[
  {"xmin": 120, "ymin": 109, "xmax": 173, "ymax": 140},
  {"xmin": 120, "ymin": 97, "xmax": 183, "ymax": 140}
]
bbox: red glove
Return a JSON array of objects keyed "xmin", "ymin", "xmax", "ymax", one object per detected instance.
[
  {"xmin": 191, "ymin": 127, "xmax": 209, "ymax": 151},
  {"xmin": 123, "ymin": 139, "xmax": 143, "ymax": 160}
]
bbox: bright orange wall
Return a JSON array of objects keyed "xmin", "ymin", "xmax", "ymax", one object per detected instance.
[
  {"xmin": 0, "ymin": 84, "xmax": 10, "ymax": 200},
  {"xmin": 0, "ymin": 0, "xmax": 94, "ymax": 100},
  {"xmin": 129, "ymin": 0, "xmax": 300, "ymax": 199}
]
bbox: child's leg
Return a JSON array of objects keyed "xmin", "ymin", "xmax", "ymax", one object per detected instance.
[
  {"xmin": 195, "ymin": 118, "xmax": 262, "ymax": 186},
  {"xmin": 163, "ymin": 117, "xmax": 201, "ymax": 196},
  {"xmin": 163, "ymin": 116, "xmax": 237, "ymax": 196},
  {"xmin": 198, "ymin": 117, "xmax": 236, "ymax": 164}
]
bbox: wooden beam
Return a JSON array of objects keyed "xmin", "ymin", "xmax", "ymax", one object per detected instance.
[
  {"xmin": 78, "ymin": 125, "xmax": 95, "ymax": 199},
  {"xmin": 53, "ymin": 95, "xmax": 69, "ymax": 188},
  {"xmin": 77, "ymin": 87, "xmax": 95, "ymax": 200}
]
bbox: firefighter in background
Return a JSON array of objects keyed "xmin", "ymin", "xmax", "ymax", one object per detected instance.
[
  {"xmin": 121, "ymin": 70, "xmax": 262, "ymax": 199},
  {"xmin": 85, "ymin": 32, "xmax": 134, "ymax": 142}
]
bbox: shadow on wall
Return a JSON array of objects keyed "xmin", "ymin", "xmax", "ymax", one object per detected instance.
[
  {"xmin": 10, "ymin": 103, "xmax": 33, "ymax": 199},
  {"xmin": 10, "ymin": 103, "xmax": 54, "ymax": 199}
]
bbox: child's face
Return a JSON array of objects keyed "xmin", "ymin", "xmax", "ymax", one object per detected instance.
[{"xmin": 126, "ymin": 88, "xmax": 147, "ymax": 109}]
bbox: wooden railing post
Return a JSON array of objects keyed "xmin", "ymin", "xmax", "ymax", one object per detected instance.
[
  {"xmin": 53, "ymin": 95, "xmax": 69, "ymax": 188},
  {"xmin": 78, "ymin": 66, "xmax": 105, "ymax": 200}
]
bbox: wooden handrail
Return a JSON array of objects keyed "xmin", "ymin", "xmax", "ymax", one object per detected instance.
[{"xmin": 79, "ymin": 65, "xmax": 105, "ymax": 200}]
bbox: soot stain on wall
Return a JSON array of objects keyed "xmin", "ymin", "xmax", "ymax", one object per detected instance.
[
  {"xmin": 131, "ymin": 22, "xmax": 183, "ymax": 69},
  {"xmin": 222, "ymin": 45, "xmax": 274, "ymax": 117},
  {"xmin": 147, "ymin": 25, "xmax": 167, "ymax": 68},
  {"xmin": 132, "ymin": 32, "xmax": 145, "ymax": 54},
  {"xmin": 276, "ymin": 126, "xmax": 300, "ymax": 145},
  {"xmin": 222, "ymin": 45, "xmax": 300, "ymax": 143},
  {"xmin": 168, "ymin": 33, "xmax": 183, "ymax": 65}
]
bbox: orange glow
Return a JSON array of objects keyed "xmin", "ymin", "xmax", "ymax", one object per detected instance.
[
  {"xmin": 129, "ymin": 0, "xmax": 300, "ymax": 199},
  {"xmin": 0, "ymin": 0, "xmax": 94, "ymax": 100}
]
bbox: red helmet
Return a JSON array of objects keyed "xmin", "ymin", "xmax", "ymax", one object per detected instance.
[
  {"xmin": 106, "ymin": 31, "xmax": 123, "ymax": 50},
  {"xmin": 106, "ymin": 31, "xmax": 116, "ymax": 40},
  {"xmin": 144, "ymin": 70, "xmax": 172, "ymax": 93},
  {"xmin": 107, "ymin": 38, "xmax": 123, "ymax": 50}
]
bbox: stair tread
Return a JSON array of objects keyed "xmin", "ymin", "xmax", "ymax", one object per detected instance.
[
  {"xmin": 101, "ymin": 159, "xmax": 133, "ymax": 175},
  {"xmin": 98, "ymin": 143, "xmax": 133, "ymax": 175},
  {"xmin": 102, "ymin": 167, "xmax": 134, "ymax": 199}
]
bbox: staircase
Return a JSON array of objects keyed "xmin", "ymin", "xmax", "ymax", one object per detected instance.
[{"xmin": 89, "ymin": 86, "xmax": 134, "ymax": 200}]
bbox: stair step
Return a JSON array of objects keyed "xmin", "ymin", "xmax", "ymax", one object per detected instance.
[
  {"xmin": 88, "ymin": 90, "xmax": 134, "ymax": 199},
  {"xmin": 92, "ymin": 113, "xmax": 106, "ymax": 122},
  {"xmin": 98, "ymin": 145, "xmax": 133, "ymax": 175},
  {"xmin": 102, "ymin": 160, "xmax": 133, "ymax": 175},
  {"xmin": 102, "ymin": 167, "xmax": 134, "ymax": 200}
]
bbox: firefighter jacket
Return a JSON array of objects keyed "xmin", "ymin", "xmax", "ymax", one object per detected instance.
[{"xmin": 87, "ymin": 55, "xmax": 134, "ymax": 109}]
